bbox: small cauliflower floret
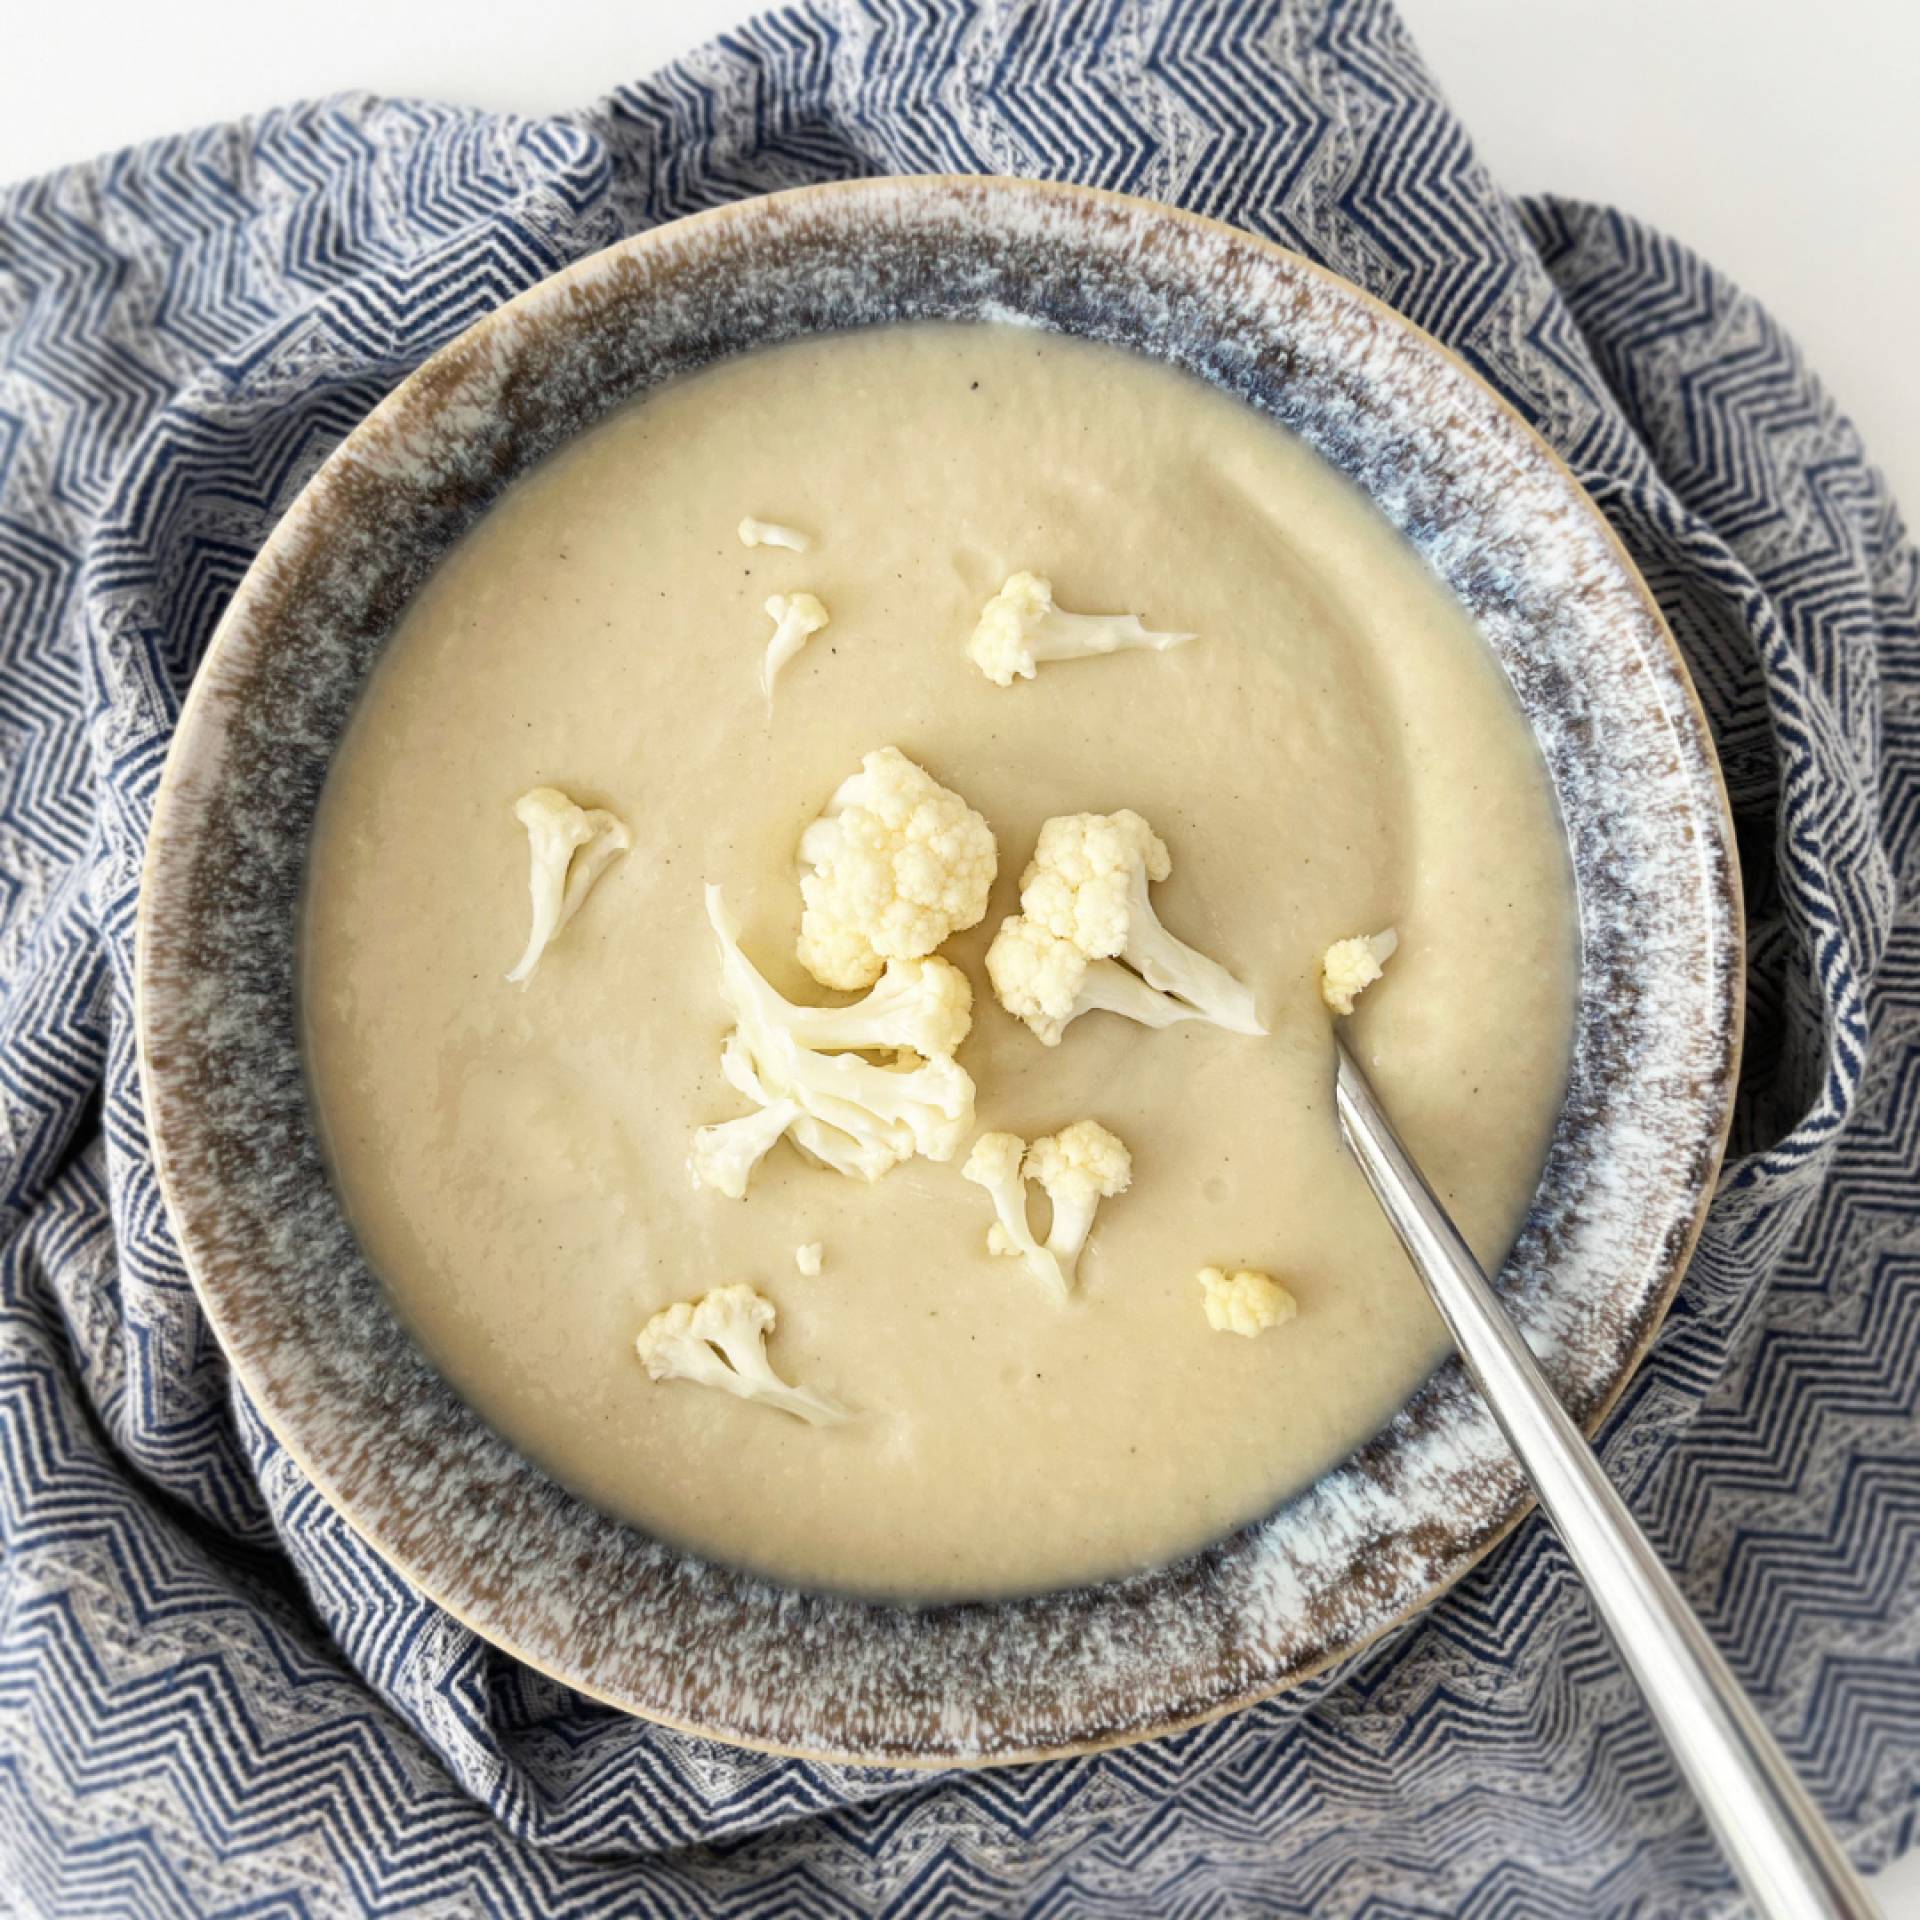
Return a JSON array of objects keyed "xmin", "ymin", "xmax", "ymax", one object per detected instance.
[
  {"xmin": 738, "ymin": 515, "xmax": 810, "ymax": 552},
  {"xmin": 688, "ymin": 1097, "xmax": 800, "ymax": 1200},
  {"xmin": 691, "ymin": 888, "xmax": 977, "ymax": 1195},
  {"xmin": 761, "ymin": 590, "xmax": 830, "ymax": 698},
  {"xmin": 985, "ymin": 915, "xmax": 1199, "ymax": 1047},
  {"xmin": 1320, "ymin": 930, "xmax": 1399, "ymax": 1016},
  {"xmin": 1024, "ymin": 1121, "xmax": 1132, "ymax": 1288},
  {"xmin": 505, "ymin": 786, "xmax": 631, "ymax": 985},
  {"xmin": 635, "ymin": 1284, "xmax": 850, "ymax": 1424},
  {"xmin": 795, "ymin": 1242, "xmax": 824, "ymax": 1276},
  {"xmin": 996, "ymin": 809, "xmax": 1265, "ymax": 1037},
  {"xmin": 795, "ymin": 746, "xmax": 998, "ymax": 990},
  {"xmin": 962, "ymin": 1132, "xmax": 1067, "ymax": 1305},
  {"xmin": 966, "ymin": 570, "xmax": 1195, "ymax": 687},
  {"xmin": 1198, "ymin": 1266, "xmax": 1299, "ymax": 1338}
]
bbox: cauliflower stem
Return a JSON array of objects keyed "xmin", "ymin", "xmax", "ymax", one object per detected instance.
[
  {"xmin": 1118, "ymin": 857, "xmax": 1264, "ymax": 1034},
  {"xmin": 720, "ymin": 1032, "xmax": 906, "ymax": 1183},
  {"xmin": 690, "ymin": 888, "xmax": 976, "ymax": 1195},
  {"xmin": 636, "ymin": 1284, "xmax": 850, "ymax": 1424},
  {"xmin": 778, "ymin": 955, "xmax": 972, "ymax": 1060},
  {"xmin": 1072, "ymin": 957, "xmax": 1200, "ymax": 1032}
]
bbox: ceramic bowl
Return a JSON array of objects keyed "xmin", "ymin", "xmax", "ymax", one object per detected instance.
[{"xmin": 136, "ymin": 176, "xmax": 1742, "ymax": 1765}]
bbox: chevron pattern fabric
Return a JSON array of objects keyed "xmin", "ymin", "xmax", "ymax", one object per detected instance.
[{"xmin": 1, "ymin": 1, "xmax": 1915, "ymax": 1913}]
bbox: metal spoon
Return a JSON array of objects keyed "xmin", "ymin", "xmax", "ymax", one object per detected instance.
[{"xmin": 1334, "ymin": 1035, "xmax": 1878, "ymax": 1920}]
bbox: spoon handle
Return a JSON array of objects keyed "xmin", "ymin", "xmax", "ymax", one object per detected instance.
[{"xmin": 1333, "ymin": 1037, "xmax": 1878, "ymax": 1920}]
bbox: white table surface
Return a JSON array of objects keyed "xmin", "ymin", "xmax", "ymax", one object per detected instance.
[{"xmin": 4, "ymin": 2, "xmax": 1914, "ymax": 1908}]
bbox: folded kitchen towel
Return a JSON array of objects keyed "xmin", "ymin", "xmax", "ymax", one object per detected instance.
[{"xmin": 1, "ymin": 1, "xmax": 1914, "ymax": 1913}]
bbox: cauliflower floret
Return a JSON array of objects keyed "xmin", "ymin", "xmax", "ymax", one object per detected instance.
[
  {"xmin": 795, "ymin": 1242, "xmax": 824, "ymax": 1276},
  {"xmin": 962, "ymin": 1132, "xmax": 1067, "ymax": 1305},
  {"xmin": 690, "ymin": 888, "xmax": 976, "ymax": 1195},
  {"xmin": 1019, "ymin": 809, "xmax": 1167, "ymax": 955},
  {"xmin": 989, "ymin": 810, "xmax": 1264, "ymax": 1038},
  {"xmin": 961, "ymin": 1120, "xmax": 1131, "ymax": 1300},
  {"xmin": 966, "ymin": 571, "xmax": 1195, "ymax": 686},
  {"xmin": 635, "ymin": 1284, "xmax": 850, "ymax": 1424},
  {"xmin": 761, "ymin": 590, "xmax": 829, "ymax": 698},
  {"xmin": 985, "ymin": 915, "xmax": 1199, "ymax": 1047},
  {"xmin": 1198, "ymin": 1266, "xmax": 1299, "ymax": 1337},
  {"xmin": 505, "ymin": 786, "xmax": 630, "ymax": 985},
  {"xmin": 1024, "ymin": 1121, "xmax": 1132, "ymax": 1287},
  {"xmin": 1320, "ymin": 930, "xmax": 1399, "ymax": 1016},
  {"xmin": 689, "ymin": 1094, "xmax": 801, "ymax": 1200},
  {"xmin": 795, "ymin": 747, "xmax": 998, "ymax": 990},
  {"xmin": 738, "ymin": 516, "xmax": 810, "ymax": 552}
]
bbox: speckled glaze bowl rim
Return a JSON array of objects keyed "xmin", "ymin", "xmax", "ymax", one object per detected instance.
[{"xmin": 135, "ymin": 174, "xmax": 1744, "ymax": 1767}]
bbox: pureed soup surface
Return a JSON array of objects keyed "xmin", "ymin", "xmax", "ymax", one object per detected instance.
[{"xmin": 301, "ymin": 322, "xmax": 1577, "ymax": 1603}]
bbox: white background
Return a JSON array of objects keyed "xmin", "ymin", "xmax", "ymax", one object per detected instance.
[{"xmin": 4, "ymin": 1, "xmax": 1915, "ymax": 1907}]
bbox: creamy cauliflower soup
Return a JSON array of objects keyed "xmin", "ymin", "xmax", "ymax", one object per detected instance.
[{"xmin": 300, "ymin": 322, "xmax": 1576, "ymax": 1601}]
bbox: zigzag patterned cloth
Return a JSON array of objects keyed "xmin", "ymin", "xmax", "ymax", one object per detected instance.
[{"xmin": 1, "ymin": 1, "xmax": 1915, "ymax": 1913}]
